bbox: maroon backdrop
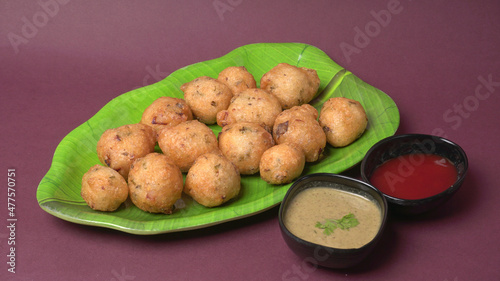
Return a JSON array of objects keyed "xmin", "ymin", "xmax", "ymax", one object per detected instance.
[{"xmin": 1, "ymin": 1, "xmax": 499, "ymax": 280}]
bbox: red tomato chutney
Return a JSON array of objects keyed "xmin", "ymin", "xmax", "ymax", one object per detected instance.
[{"xmin": 369, "ymin": 153, "xmax": 458, "ymax": 200}]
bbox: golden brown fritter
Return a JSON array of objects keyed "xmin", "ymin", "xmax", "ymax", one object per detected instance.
[
  {"xmin": 260, "ymin": 63, "xmax": 320, "ymax": 109},
  {"xmin": 218, "ymin": 122, "xmax": 275, "ymax": 175},
  {"xmin": 217, "ymin": 66, "xmax": 257, "ymax": 94},
  {"xmin": 81, "ymin": 165, "xmax": 129, "ymax": 211},
  {"xmin": 157, "ymin": 120, "xmax": 220, "ymax": 172},
  {"xmin": 184, "ymin": 152, "xmax": 241, "ymax": 207},
  {"xmin": 259, "ymin": 143, "xmax": 305, "ymax": 185},
  {"xmin": 181, "ymin": 76, "xmax": 233, "ymax": 124},
  {"xmin": 96, "ymin": 123, "xmax": 156, "ymax": 180},
  {"xmin": 127, "ymin": 153, "xmax": 183, "ymax": 214},
  {"xmin": 319, "ymin": 97, "xmax": 368, "ymax": 147},
  {"xmin": 273, "ymin": 104, "xmax": 326, "ymax": 162},
  {"xmin": 140, "ymin": 96, "xmax": 193, "ymax": 139},
  {"xmin": 216, "ymin": 88, "xmax": 282, "ymax": 132}
]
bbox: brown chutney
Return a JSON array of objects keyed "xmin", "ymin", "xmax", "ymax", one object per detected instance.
[{"xmin": 283, "ymin": 186, "xmax": 382, "ymax": 249}]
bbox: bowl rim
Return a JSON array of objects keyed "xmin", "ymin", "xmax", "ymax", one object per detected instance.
[
  {"xmin": 278, "ymin": 173, "xmax": 388, "ymax": 253},
  {"xmin": 360, "ymin": 133, "xmax": 469, "ymax": 204}
]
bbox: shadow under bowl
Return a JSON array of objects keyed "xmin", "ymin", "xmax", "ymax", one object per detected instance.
[
  {"xmin": 278, "ymin": 173, "xmax": 388, "ymax": 269},
  {"xmin": 360, "ymin": 134, "xmax": 468, "ymax": 215}
]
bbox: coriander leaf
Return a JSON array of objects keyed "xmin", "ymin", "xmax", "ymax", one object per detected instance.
[
  {"xmin": 315, "ymin": 213, "xmax": 359, "ymax": 236},
  {"xmin": 315, "ymin": 220, "xmax": 337, "ymax": 235},
  {"xmin": 338, "ymin": 213, "xmax": 359, "ymax": 230}
]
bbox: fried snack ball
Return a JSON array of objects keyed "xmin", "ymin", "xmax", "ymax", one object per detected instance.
[
  {"xmin": 216, "ymin": 88, "xmax": 282, "ymax": 132},
  {"xmin": 217, "ymin": 66, "xmax": 257, "ymax": 94},
  {"xmin": 218, "ymin": 122, "xmax": 275, "ymax": 175},
  {"xmin": 96, "ymin": 123, "xmax": 156, "ymax": 180},
  {"xmin": 127, "ymin": 153, "xmax": 183, "ymax": 214},
  {"xmin": 140, "ymin": 96, "xmax": 193, "ymax": 138},
  {"xmin": 319, "ymin": 97, "xmax": 368, "ymax": 147},
  {"xmin": 181, "ymin": 76, "xmax": 233, "ymax": 124},
  {"xmin": 273, "ymin": 104, "xmax": 326, "ymax": 162},
  {"xmin": 259, "ymin": 143, "xmax": 305, "ymax": 185},
  {"xmin": 81, "ymin": 165, "xmax": 129, "ymax": 211},
  {"xmin": 260, "ymin": 63, "xmax": 320, "ymax": 110},
  {"xmin": 157, "ymin": 120, "xmax": 220, "ymax": 172},
  {"xmin": 184, "ymin": 152, "xmax": 241, "ymax": 207}
]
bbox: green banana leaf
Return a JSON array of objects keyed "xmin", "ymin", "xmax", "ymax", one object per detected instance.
[{"xmin": 37, "ymin": 43, "xmax": 399, "ymax": 235}]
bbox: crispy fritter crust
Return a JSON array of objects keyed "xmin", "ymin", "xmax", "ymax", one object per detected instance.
[
  {"xmin": 181, "ymin": 76, "xmax": 233, "ymax": 124},
  {"xmin": 157, "ymin": 120, "xmax": 220, "ymax": 172},
  {"xmin": 217, "ymin": 66, "xmax": 257, "ymax": 95},
  {"xmin": 140, "ymin": 96, "xmax": 193, "ymax": 139},
  {"xmin": 218, "ymin": 122, "xmax": 274, "ymax": 175},
  {"xmin": 185, "ymin": 152, "xmax": 241, "ymax": 207},
  {"xmin": 273, "ymin": 104, "xmax": 326, "ymax": 162},
  {"xmin": 216, "ymin": 88, "xmax": 282, "ymax": 132},
  {"xmin": 96, "ymin": 123, "xmax": 156, "ymax": 180},
  {"xmin": 319, "ymin": 97, "xmax": 368, "ymax": 147},
  {"xmin": 81, "ymin": 165, "xmax": 129, "ymax": 211},
  {"xmin": 127, "ymin": 153, "xmax": 183, "ymax": 214},
  {"xmin": 259, "ymin": 143, "xmax": 305, "ymax": 185},
  {"xmin": 260, "ymin": 63, "xmax": 320, "ymax": 109}
]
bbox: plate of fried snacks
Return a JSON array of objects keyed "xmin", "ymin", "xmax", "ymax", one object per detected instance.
[{"xmin": 37, "ymin": 43, "xmax": 399, "ymax": 234}]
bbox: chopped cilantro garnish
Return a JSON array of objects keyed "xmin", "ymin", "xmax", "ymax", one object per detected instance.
[{"xmin": 315, "ymin": 213, "xmax": 359, "ymax": 236}]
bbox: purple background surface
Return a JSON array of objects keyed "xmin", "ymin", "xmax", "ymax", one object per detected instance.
[{"xmin": 1, "ymin": 1, "xmax": 499, "ymax": 280}]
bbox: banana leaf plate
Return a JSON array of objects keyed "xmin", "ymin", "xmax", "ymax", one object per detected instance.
[{"xmin": 36, "ymin": 43, "xmax": 400, "ymax": 235}]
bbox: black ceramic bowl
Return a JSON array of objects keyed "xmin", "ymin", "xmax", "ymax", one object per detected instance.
[
  {"xmin": 360, "ymin": 134, "xmax": 468, "ymax": 215},
  {"xmin": 278, "ymin": 173, "xmax": 388, "ymax": 269}
]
